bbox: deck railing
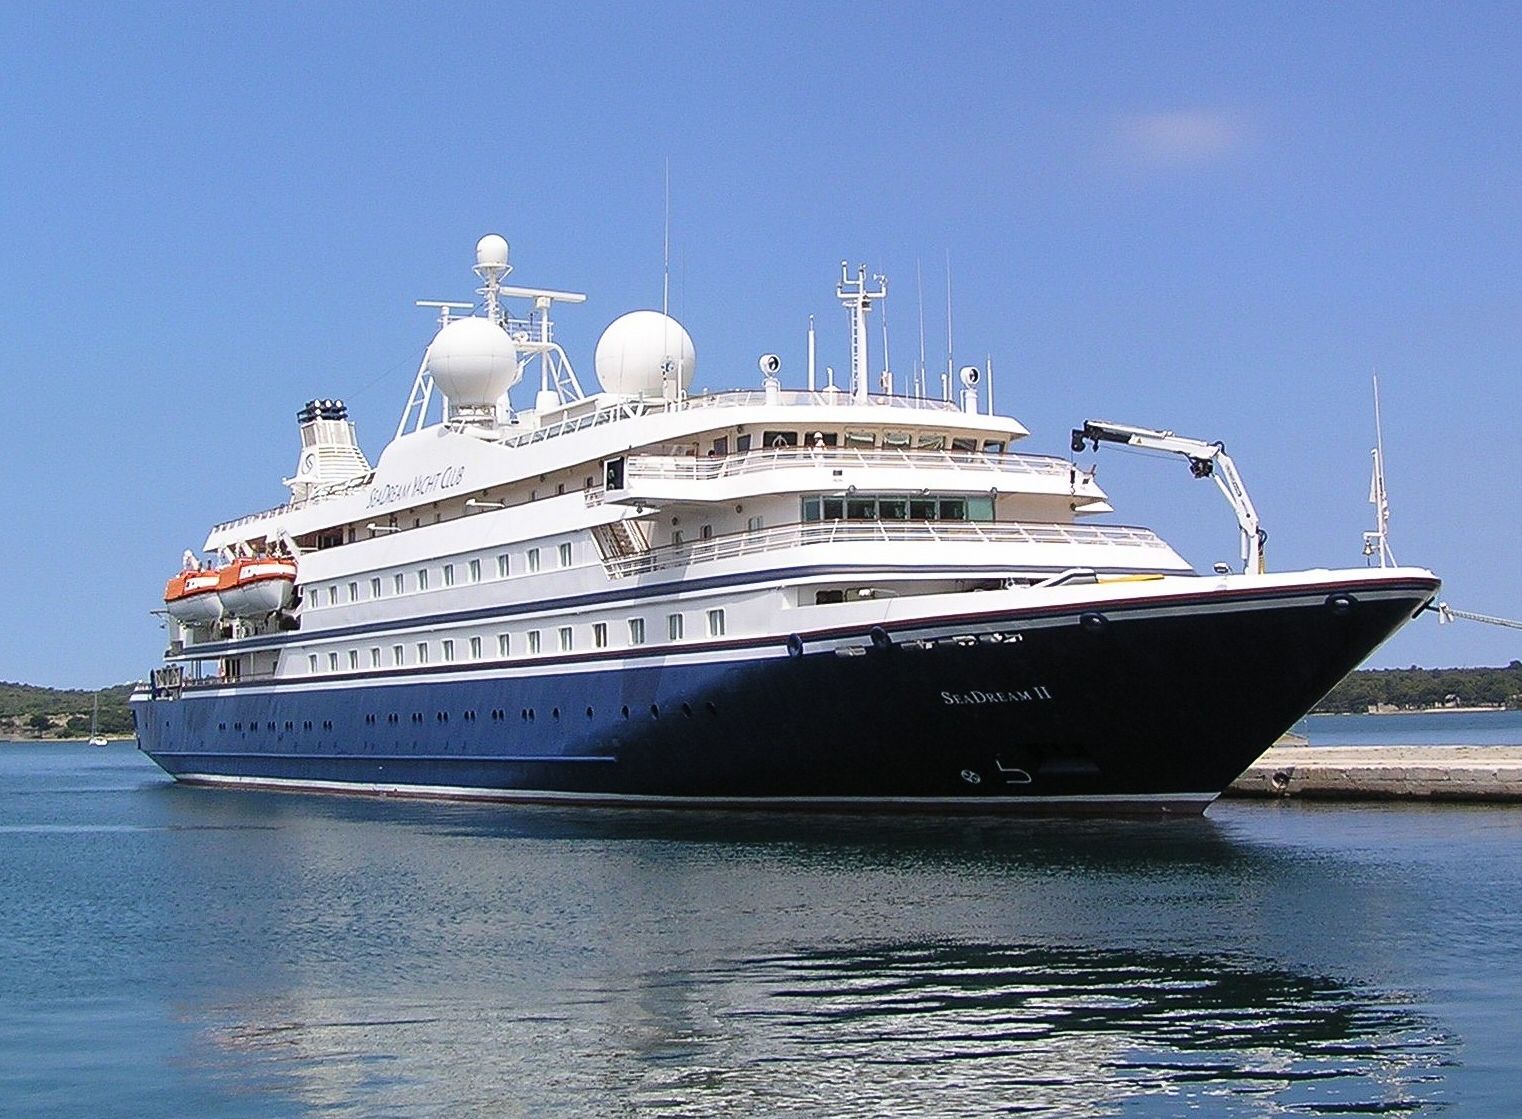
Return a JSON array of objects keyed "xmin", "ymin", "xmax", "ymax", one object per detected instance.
[
  {"xmin": 604, "ymin": 519, "xmax": 1170, "ymax": 578},
  {"xmin": 620, "ymin": 446, "xmax": 1074, "ymax": 483}
]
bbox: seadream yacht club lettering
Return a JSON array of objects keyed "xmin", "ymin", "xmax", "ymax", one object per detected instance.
[
  {"xmin": 941, "ymin": 685, "xmax": 1054, "ymax": 706},
  {"xmin": 366, "ymin": 465, "xmax": 466, "ymax": 509}
]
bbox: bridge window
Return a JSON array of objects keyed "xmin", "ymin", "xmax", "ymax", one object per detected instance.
[
  {"xmin": 763, "ymin": 430, "xmax": 798, "ymax": 448},
  {"xmin": 845, "ymin": 430, "xmax": 875, "ymax": 449},
  {"xmin": 916, "ymin": 433, "xmax": 946, "ymax": 451},
  {"xmin": 883, "ymin": 431, "xmax": 911, "ymax": 449}
]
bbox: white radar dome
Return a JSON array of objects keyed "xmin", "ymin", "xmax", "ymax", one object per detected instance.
[
  {"xmin": 426, "ymin": 316, "xmax": 520, "ymax": 406},
  {"xmin": 475, "ymin": 234, "xmax": 509, "ymax": 272},
  {"xmin": 594, "ymin": 311, "xmax": 697, "ymax": 397}
]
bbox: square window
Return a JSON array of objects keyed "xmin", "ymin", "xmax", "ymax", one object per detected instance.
[
  {"xmin": 527, "ymin": 548, "xmax": 540, "ymax": 573},
  {"xmin": 418, "ymin": 568, "xmax": 429, "ymax": 591},
  {"xmin": 392, "ymin": 644, "xmax": 404, "ymax": 666},
  {"xmin": 328, "ymin": 652, "xmax": 339, "ymax": 671},
  {"xmin": 628, "ymin": 618, "xmax": 645, "ymax": 646},
  {"xmin": 370, "ymin": 576, "xmax": 382, "ymax": 598},
  {"xmin": 498, "ymin": 633, "xmax": 510, "ymax": 656},
  {"xmin": 394, "ymin": 573, "xmax": 405, "ymax": 595},
  {"xmin": 667, "ymin": 613, "xmax": 684, "ymax": 641},
  {"xmin": 348, "ymin": 650, "xmax": 358, "ymax": 670},
  {"xmin": 558, "ymin": 542, "xmax": 572, "ymax": 567},
  {"xmin": 370, "ymin": 647, "xmax": 381, "ymax": 668},
  {"xmin": 748, "ymin": 515, "xmax": 763, "ymax": 532},
  {"xmin": 469, "ymin": 559, "xmax": 481, "ymax": 583},
  {"xmin": 327, "ymin": 585, "xmax": 338, "ymax": 606},
  {"xmin": 496, "ymin": 553, "xmax": 509, "ymax": 578},
  {"xmin": 308, "ymin": 654, "xmax": 318, "ymax": 673},
  {"xmin": 442, "ymin": 639, "xmax": 454, "ymax": 662},
  {"xmin": 470, "ymin": 636, "xmax": 482, "ymax": 659},
  {"xmin": 707, "ymin": 609, "xmax": 725, "ymax": 637},
  {"xmin": 417, "ymin": 642, "xmax": 428, "ymax": 664},
  {"xmin": 347, "ymin": 582, "xmax": 358, "ymax": 603},
  {"xmin": 593, "ymin": 623, "xmax": 608, "ymax": 649},
  {"xmin": 443, "ymin": 564, "xmax": 455, "ymax": 587},
  {"xmin": 558, "ymin": 627, "xmax": 572, "ymax": 652},
  {"xmin": 527, "ymin": 630, "xmax": 541, "ymax": 654}
]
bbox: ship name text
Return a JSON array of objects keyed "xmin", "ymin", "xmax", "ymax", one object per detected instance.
[
  {"xmin": 366, "ymin": 465, "xmax": 467, "ymax": 509},
  {"xmin": 941, "ymin": 685, "xmax": 1054, "ymax": 706}
]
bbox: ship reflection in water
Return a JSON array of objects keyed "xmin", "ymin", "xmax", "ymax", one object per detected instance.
[
  {"xmin": 200, "ymin": 940, "xmax": 1449, "ymax": 1117},
  {"xmin": 170, "ymin": 800, "xmax": 1459, "ymax": 1118}
]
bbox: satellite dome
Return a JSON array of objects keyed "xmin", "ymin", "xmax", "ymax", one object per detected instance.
[
  {"xmin": 426, "ymin": 316, "xmax": 519, "ymax": 406},
  {"xmin": 594, "ymin": 311, "xmax": 697, "ymax": 397},
  {"xmin": 475, "ymin": 234, "xmax": 509, "ymax": 272}
]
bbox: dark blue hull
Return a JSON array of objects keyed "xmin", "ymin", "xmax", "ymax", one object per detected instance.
[{"xmin": 133, "ymin": 575, "xmax": 1438, "ymax": 814}]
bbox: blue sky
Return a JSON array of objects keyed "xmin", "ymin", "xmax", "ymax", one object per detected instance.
[{"xmin": 2, "ymin": 3, "xmax": 1518, "ymax": 687}]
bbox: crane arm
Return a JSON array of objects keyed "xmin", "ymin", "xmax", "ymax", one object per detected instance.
[{"xmin": 1072, "ymin": 419, "xmax": 1266, "ymax": 574}]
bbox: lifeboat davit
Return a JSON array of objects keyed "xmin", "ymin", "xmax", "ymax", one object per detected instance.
[
  {"xmin": 216, "ymin": 556, "xmax": 297, "ymax": 618},
  {"xmin": 164, "ymin": 569, "xmax": 224, "ymax": 625}
]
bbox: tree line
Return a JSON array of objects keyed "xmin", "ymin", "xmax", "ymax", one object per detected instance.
[
  {"xmin": 1314, "ymin": 662, "xmax": 1522, "ymax": 713},
  {"xmin": 0, "ymin": 682, "xmax": 137, "ymax": 737}
]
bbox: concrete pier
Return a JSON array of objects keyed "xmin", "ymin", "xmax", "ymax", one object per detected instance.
[{"xmin": 1226, "ymin": 746, "xmax": 1522, "ymax": 802}]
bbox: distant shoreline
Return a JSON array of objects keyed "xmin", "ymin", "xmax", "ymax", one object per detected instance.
[{"xmin": 1311, "ymin": 706, "xmax": 1513, "ymax": 718}]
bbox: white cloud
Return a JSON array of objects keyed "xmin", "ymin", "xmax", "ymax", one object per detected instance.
[{"xmin": 1115, "ymin": 109, "xmax": 1249, "ymax": 168}]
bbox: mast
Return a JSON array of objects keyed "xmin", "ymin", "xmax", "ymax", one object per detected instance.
[
  {"xmin": 1363, "ymin": 375, "xmax": 1396, "ymax": 568},
  {"xmin": 835, "ymin": 262, "xmax": 887, "ymax": 404}
]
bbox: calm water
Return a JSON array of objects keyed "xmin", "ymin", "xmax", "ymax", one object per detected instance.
[
  {"xmin": 3, "ymin": 743, "xmax": 1520, "ymax": 1117},
  {"xmin": 1301, "ymin": 709, "xmax": 1522, "ymax": 747}
]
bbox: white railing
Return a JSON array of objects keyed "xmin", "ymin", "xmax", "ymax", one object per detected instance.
[
  {"xmin": 620, "ymin": 446, "xmax": 1073, "ymax": 484},
  {"xmin": 680, "ymin": 389, "xmax": 963, "ymax": 412},
  {"xmin": 210, "ymin": 473, "xmax": 375, "ymax": 535},
  {"xmin": 604, "ymin": 519, "xmax": 1171, "ymax": 578}
]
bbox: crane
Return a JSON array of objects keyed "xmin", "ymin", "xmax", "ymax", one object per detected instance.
[{"xmin": 1071, "ymin": 419, "xmax": 1267, "ymax": 575}]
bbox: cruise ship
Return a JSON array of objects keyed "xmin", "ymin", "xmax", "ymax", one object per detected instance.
[{"xmin": 132, "ymin": 236, "xmax": 1440, "ymax": 813}]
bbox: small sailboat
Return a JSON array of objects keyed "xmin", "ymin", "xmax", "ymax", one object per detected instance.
[{"xmin": 88, "ymin": 693, "xmax": 109, "ymax": 747}]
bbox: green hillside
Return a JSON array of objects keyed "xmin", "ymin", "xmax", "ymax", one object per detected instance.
[{"xmin": 0, "ymin": 682, "xmax": 138, "ymax": 738}]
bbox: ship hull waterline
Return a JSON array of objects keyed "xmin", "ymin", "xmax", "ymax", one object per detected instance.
[{"xmin": 132, "ymin": 574, "xmax": 1438, "ymax": 816}]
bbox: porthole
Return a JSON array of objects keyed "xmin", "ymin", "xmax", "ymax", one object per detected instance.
[
  {"xmin": 621, "ymin": 705, "xmax": 629, "ymax": 719},
  {"xmin": 585, "ymin": 706, "xmax": 594, "ymax": 719},
  {"xmin": 706, "ymin": 702, "xmax": 718, "ymax": 716},
  {"xmin": 552, "ymin": 707, "xmax": 560, "ymax": 720},
  {"xmin": 681, "ymin": 703, "xmax": 692, "ymax": 718},
  {"xmin": 650, "ymin": 704, "xmax": 660, "ymax": 719}
]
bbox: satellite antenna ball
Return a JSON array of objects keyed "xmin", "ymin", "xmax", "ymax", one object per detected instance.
[{"xmin": 475, "ymin": 234, "xmax": 510, "ymax": 274}]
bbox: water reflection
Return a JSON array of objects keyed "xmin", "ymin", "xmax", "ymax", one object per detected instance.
[{"xmin": 196, "ymin": 941, "xmax": 1451, "ymax": 1118}]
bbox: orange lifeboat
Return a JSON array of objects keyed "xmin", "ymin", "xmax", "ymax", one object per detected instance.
[
  {"xmin": 164, "ymin": 568, "xmax": 224, "ymax": 625},
  {"xmin": 216, "ymin": 556, "xmax": 298, "ymax": 618}
]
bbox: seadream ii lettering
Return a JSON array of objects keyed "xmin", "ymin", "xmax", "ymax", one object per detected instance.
[
  {"xmin": 941, "ymin": 685, "xmax": 1054, "ymax": 706},
  {"xmin": 365, "ymin": 465, "xmax": 467, "ymax": 510}
]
